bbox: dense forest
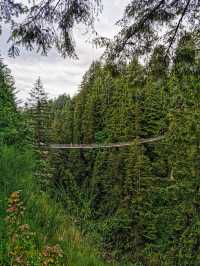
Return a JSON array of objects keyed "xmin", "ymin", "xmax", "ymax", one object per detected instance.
[
  {"xmin": 0, "ymin": 58, "xmax": 113, "ymax": 265},
  {"xmin": 43, "ymin": 34, "xmax": 200, "ymax": 265},
  {"xmin": 1, "ymin": 32, "xmax": 199, "ymax": 265},
  {"xmin": 1, "ymin": 2, "xmax": 200, "ymax": 263}
]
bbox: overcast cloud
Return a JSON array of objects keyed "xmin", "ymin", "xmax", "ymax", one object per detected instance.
[{"xmin": 0, "ymin": 0, "xmax": 129, "ymax": 102}]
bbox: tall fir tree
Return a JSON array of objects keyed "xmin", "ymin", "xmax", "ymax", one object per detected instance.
[
  {"xmin": 28, "ymin": 77, "xmax": 49, "ymax": 147},
  {"xmin": 27, "ymin": 77, "xmax": 53, "ymax": 191}
]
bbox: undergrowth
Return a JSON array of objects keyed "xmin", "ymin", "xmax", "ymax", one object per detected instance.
[{"xmin": 0, "ymin": 145, "xmax": 114, "ymax": 266}]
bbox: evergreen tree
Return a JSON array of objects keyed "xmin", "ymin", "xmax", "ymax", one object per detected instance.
[
  {"xmin": 41, "ymin": 35, "xmax": 200, "ymax": 264},
  {"xmin": 167, "ymin": 33, "xmax": 200, "ymax": 180},
  {"xmin": 50, "ymin": 94, "xmax": 73, "ymax": 143},
  {"xmin": 1, "ymin": 0, "xmax": 101, "ymax": 58},
  {"xmin": 0, "ymin": 60, "xmax": 16, "ymax": 144},
  {"xmin": 102, "ymin": 0, "xmax": 200, "ymax": 60},
  {"xmin": 27, "ymin": 78, "xmax": 53, "ymax": 191},
  {"xmin": 0, "ymin": 59, "xmax": 28, "ymax": 145},
  {"xmin": 124, "ymin": 140, "xmax": 151, "ymax": 198},
  {"xmin": 28, "ymin": 77, "xmax": 49, "ymax": 147}
]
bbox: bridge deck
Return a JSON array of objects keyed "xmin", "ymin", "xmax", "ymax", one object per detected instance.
[{"xmin": 48, "ymin": 136, "xmax": 165, "ymax": 149}]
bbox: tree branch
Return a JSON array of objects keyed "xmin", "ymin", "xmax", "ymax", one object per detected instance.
[
  {"xmin": 165, "ymin": 0, "xmax": 191, "ymax": 59},
  {"xmin": 120, "ymin": 0, "xmax": 166, "ymax": 52}
]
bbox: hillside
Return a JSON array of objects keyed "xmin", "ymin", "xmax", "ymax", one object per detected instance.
[{"xmin": 0, "ymin": 60, "xmax": 114, "ymax": 266}]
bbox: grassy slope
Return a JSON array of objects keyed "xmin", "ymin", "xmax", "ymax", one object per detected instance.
[{"xmin": 0, "ymin": 145, "xmax": 117, "ymax": 266}]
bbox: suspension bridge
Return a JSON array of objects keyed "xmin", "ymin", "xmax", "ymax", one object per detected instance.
[{"xmin": 48, "ymin": 136, "xmax": 165, "ymax": 150}]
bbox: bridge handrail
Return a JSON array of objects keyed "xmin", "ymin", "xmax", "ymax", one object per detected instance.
[{"xmin": 48, "ymin": 136, "xmax": 165, "ymax": 149}]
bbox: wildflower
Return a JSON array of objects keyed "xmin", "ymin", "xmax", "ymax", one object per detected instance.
[
  {"xmin": 19, "ymin": 224, "xmax": 30, "ymax": 232},
  {"xmin": 42, "ymin": 244, "xmax": 64, "ymax": 265}
]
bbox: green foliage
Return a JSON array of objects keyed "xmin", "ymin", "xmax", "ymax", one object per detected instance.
[
  {"xmin": 0, "ymin": 146, "xmax": 110, "ymax": 265},
  {"xmin": 4, "ymin": 191, "xmax": 64, "ymax": 265},
  {"xmin": 49, "ymin": 95, "xmax": 73, "ymax": 144},
  {"xmin": 45, "ymin": 35, "xmax": 200, "ymax": 265},
  {"xmin": 2, "ymin": 30, "xmax": 200, "ymax": 265},
  {"xmin": 28, "ymin": 77, "xmax": 49, "ymax": 146},
  {"xmin": 0, "ymin": 59, "xmax": 113, "ymax": 266},
  {"xmin": 101, "ymin": 1, "xmax": 200, "ymax": 61},
  {"xmin": 2, "ymin": 0, "xmax": 101, "ymax": 58},
  {"xmin": 0, "ymin": 59, "xmax": 28, "ymax": 145}
]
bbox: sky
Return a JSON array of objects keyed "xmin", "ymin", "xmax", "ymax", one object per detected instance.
[{"xmin": 0, "ymin": 0, "xmax": 129, "ymax": 102}]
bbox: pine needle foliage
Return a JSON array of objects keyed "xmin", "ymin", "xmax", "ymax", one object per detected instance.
[{"xmin": 45, "ymin": 33, "xmax": 200, "ymax": 265}]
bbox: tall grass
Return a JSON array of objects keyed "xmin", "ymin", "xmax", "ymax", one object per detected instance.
[{"xmin": 0, "ymin": 145, "xmax": 115, "ymax": 266}]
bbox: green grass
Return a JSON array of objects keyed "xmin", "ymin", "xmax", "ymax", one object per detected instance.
[{"xmin": 0, "ymin": 145, "xmax": 116, "ymax": 266}]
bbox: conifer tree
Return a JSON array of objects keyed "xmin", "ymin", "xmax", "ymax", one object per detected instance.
[
  {"xmin": 50, "ymin": 94, "xmax": 73, "ymax": 143},
  {"xmin": 0, "ymin": 59, "xmax": 28, "ymax": 145},
  {"xmin": 102, "ymin": 0, "xmax": 200, "ymax": 60},
  {"xmin": 41, "ymin": 35, "xmax": 200, "ymax": 264},
  {"xmin": 167, "ymin": 33, "xmax": 200, "ymax": 180},
  {"xmin": 27, "ymin": 78, "xmax": 52, "ymax": 191},
  {"xmin": 124, "ymin": 140, "xmax": 151, "ymax": 199},
  {"xmin": 28, "ymin": 77, "xmax": 49, "ymax": 147}
]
